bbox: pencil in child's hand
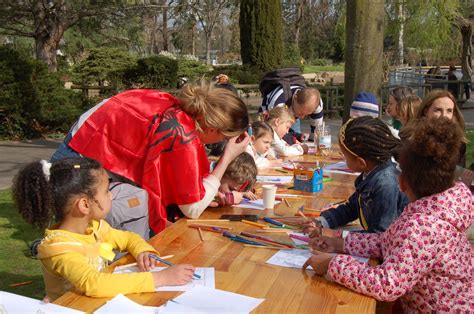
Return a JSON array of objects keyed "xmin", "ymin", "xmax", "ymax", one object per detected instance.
[
  {"xmin": 298, "ymin": 211, "xmax": 310, "ymax": 221},
  {"xmin": 149, "ymin": 254, "xmax": 201, "ymax": 279}
]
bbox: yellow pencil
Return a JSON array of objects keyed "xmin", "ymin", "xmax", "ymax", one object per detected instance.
[
  {"xmin": 241, "ymin": 219, "xmax": 267, "ymax": 229},
  {"xmin": 186, "ymin": 219, "xmax": 229, "ymax": 223},
  {"xmin": 197, "ymin": 228, "xmax": 204, "ymax": 241}
]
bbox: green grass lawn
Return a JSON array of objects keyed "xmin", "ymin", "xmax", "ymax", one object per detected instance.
[
  {"xmin": 304, "ymin": 64, "xmax": 344, "ymax": 72},
  {"xmin": 0, "ymin": 189, "xmax": 44, "ymax": 299},
  {"xmin": 466, "ymin": 128, "xmax": 474, "ymax": 168}
]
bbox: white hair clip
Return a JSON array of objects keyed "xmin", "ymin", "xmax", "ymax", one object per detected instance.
[{"xmin": 40, "ymin": 160, "xmax": 52, "ymax": 181}]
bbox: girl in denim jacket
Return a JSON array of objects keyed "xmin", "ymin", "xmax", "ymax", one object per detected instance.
[{"xmin": 305, "ymin": 116, "xmax": 409, "ymax": 236}]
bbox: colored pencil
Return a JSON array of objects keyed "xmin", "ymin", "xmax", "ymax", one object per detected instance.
[
  {"xmin": 283, "ymin": 198, "xmax": 290, "ymax": 206},
  {"xmin": 238, "ymin": 234, "xmax": 290, "ymax": 248},
  {"xmin": 275, "ymin": 169, "xmax": 289, "ymax": 174},
  {"xmin": 186, "ymin": 219, "xmax": 229, "ymax": 223},
  {"xmin": 294, "ymin": 212, "xmax": 320, "ymax": 217},
  {"xmin": 187, "ymin": 223, "xmax": 232, "ymax": 230},
  {"xmin": 289, "ymin": 233, "xmax": 311, "ymax": 243},
  {"xmin": 241, "ymin": 219, "xmax": 267, "ymax": 229},
  {"xmin": 298, "ymin": 210, "xmax": 310, "ymax": 221},
  {"xmin": 197, "ymin": 228, "xmax": 204, "ymax": 241},
  {"xmin": 150, "ymin": 254, "xmax": 201, "ymax": 279},
  {"xmin": 263, "ymin": 217, "xmax": 286, "ymax": 227},
  {"xmin": 243, "ymin": 244, "xmax": 284, "ymax": 250},
  {"xmin": 188, "ymin": 225, "xmax": 223, "ymax": 233},
  {"xmin": 238, "ymin": 180, "xmax": 249, "ymax": 192},
  {"xmin": 257, "ymin": 229, "xmax": 293, "ymax": 233},
  {"xmin": 10, "ymin": 281, "xmax": 33, "ymax": 287},
  {"xmin": 240, "ymin": 232, "xmax": 295, "ymax": 248}
]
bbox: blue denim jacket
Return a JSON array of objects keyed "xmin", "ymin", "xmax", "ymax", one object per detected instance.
[{"xmin": 320, "ymin": 159, "xmax": 408, "ymax": 233}]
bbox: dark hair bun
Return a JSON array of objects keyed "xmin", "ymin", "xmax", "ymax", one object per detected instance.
[{"xmin": 411, "ymin": 117, "xmax": 462, "ymax": 162}]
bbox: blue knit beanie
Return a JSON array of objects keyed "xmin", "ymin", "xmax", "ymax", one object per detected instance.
[{"xmin": 350, "ymin": 92, "xmax": 379, "ymax": 118}]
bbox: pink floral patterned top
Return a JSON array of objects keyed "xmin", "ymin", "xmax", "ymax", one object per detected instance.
[{"xmin": 328, "ymin": 182, "xmax": 474, "ymax": 313}]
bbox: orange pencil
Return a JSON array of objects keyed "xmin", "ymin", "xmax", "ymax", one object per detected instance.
[{"xmin": 241, "ymin": 219, "xmax": 267, "ymax": 229}]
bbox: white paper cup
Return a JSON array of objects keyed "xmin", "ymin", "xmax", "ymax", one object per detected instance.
[{"xmin": 262, "ymin": 184, "xmax": 278, "ymax": 209}]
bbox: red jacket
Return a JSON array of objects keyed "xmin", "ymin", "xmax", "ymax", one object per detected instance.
[{"xmin": 69, "ymin": 89, "xmax": 210, "ymax": 233}]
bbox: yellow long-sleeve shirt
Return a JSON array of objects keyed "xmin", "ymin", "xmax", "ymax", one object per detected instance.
[{"xmin": 37, "ymin": 220, "xmax": 157, "ymax": 301}]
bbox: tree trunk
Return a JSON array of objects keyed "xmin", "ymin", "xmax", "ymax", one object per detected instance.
[
  {"xmin": 206, "ymin": 33, "xmax": 211, "ymax": 64},
  {"xmin": 295, "ymin": 0, "xmax": 305, "ymax": 46},
  {"xmin": 192, "ymin": 23, "xmax": 196, "ymax": 55},
  {"xmin": 343, "ymin": 0, "xmax": 384, "ymax": 122},
  {"xmin": 162, "ymin": 0, "xmax": 169, "ymax": 51},
  {"xmin": 33, "ymin": 1, "xmax": 68, "ymax": 72},
  {"xmin": 459, "ymin": 20, "xmax": 472, "ymax": 81},
  {"xmin": 396, "ymin": 0, "xmax": 404, "ymax": 65}
]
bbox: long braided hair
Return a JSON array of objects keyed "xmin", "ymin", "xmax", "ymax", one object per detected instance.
[{"xmin": 339, "ymin": 116, "xmax": 400, "ymax": 164}]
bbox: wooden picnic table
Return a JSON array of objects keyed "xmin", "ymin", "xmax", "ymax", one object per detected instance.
[{"xmin": 54, "ymin": 152, "xmax": 376, "ymax": 313}]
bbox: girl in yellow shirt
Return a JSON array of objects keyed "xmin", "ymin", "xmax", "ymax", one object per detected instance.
[{"xmin": 13, "ymin": 157, "xmax": 195, "ymax": 301}]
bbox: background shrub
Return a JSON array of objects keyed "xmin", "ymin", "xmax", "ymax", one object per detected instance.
[
  {"xmin": 122, "ymin": 55, "xmax": 178, "ymax": 89},
  {"xmin": 0, "ymin": 46, "xmax": 91, "ymax": 139}
]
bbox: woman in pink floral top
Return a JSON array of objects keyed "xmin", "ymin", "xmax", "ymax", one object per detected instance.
[{"xmin": 304, "ymin": 118, "xmax": 474, "ymax": 312}]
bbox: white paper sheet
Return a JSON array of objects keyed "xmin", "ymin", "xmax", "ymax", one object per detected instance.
[
  {"xmin": 0, "ymin": 291, "xmax": 84, "ymax": 314},
  {"xmin": 162, "ymin": 285, "xmax": 264, "ymax": 314},
  {"xmin": 266, "ymin": 249, "xmax": 369, "ymax": 270},
  {"xmin": 233, "ymin": 199, "xmax": 281, "ymax": 210},
  {"xmin": 94, "ymin": 293, "xmax": 159, "ymax": 314},
  {"xmin": 256, "ymin": 175, "xmax": 293, "ymax": 184},
  {"xmin": 323, "ymin": 161, "xmax": 360, "ymax": 175},
  {"xmin": 114, "ymin": 266, "xmax": 215, "ymax": 291}
]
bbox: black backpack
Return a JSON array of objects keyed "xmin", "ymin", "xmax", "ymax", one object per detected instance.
[{"xmin": 259, "ymin": 67, "xmax": 306, "ymax": 103}]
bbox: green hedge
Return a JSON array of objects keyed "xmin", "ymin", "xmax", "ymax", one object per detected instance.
[
  {"xmin": 0, "ymin": 46, "xmax": 91, "ymax": 139},
  {"xmin": 123, "ymin": 56, "xmax": 178, "ymax": 89}
]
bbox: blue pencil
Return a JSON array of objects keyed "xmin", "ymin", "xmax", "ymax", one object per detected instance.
[{"xmin": 149, "ymin": 254, "xmax": 201, "ymax": 279}]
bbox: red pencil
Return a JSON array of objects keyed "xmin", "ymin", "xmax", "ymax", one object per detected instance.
[
  {"xmin": 10, "ymin": 281, "xmax": 33, "ymax": 287},
  {"xmin": 238, "ymin": 180, "xmax": 249, "ymax": 192}
]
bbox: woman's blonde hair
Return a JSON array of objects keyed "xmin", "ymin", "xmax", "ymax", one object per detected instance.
[
  {"xmin": 397, "ymin": 95, "xmax": 422, "ymax": 125},
  {"xmin": 266, "ymin": 106, "xmax": 295, "ymax": 126},
  {"xmin": 415, "ymin": 89, "xmax": 467, "ymax": 142},
  {"xmin": 179, "ymin": 81, "xmax": 249, "ymax": 137}
]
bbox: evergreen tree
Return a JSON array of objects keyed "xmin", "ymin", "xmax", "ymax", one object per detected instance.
[{"xmin": 240, "ymin": 0, "xmax": 283, "ymax": 71}]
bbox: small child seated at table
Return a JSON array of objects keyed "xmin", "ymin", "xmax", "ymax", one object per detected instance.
[
  {"xmin": 245, "ymin": 121, "xmax": 281, "ymax": 168},
  {"xmin": 304, "ymin": 117, "xmax": 473, "ymax": 312},
  {"xmin": 304, "ymin": 116, "xmax": 408, "ymax": 236},
  {"xmin": 13, "ymin": 157, "xmax": 195, "ymax": 301},
  {"xmin": 266, "ymin": 106, "xmax": 309, "ymax": 157},
  {"xmin": 209, "ymin": 152, "xmax": 258, "ymax": 207}
]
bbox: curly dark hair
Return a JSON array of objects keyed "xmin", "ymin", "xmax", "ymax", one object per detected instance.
[
  {"xmin": 12, "ymin": 157, "xmax": 103, "ymax": 228},
  {"xmin": 394, "ymin": 118, "xmax": 462, "ymax": 199},
  {"xmin": 222, "ymin": 152, "xmax": 257, "ymax": 191},
  {"xmin": 340, "ymin": 116, "xmax": 400, "ymax": 164}
]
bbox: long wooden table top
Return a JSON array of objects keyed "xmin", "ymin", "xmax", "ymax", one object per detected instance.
[{"xmin": 54, "ymin": 152, "xmax": 376, "ymax": 313}]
